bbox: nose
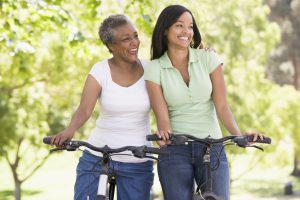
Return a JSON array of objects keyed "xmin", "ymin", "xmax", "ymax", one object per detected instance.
[{"xmin": 182, "ymin": 26, "xmax": 192, "ymax": 34}]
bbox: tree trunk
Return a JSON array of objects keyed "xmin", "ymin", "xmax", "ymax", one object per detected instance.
[
  {"xmin": 4, "ymin": 137, "xmax": 51, "ymax": 200},
  {"xmin": 14, "ymin": 178, "xmax": 22, "ymax": 200},
  {"xmin": 289, "ymin": 52, "xmax": 299, "ymax": 90},
  {"xmin": 291, "ymin": 157, "xmax": 300, "ymax": 177},
  {"xmin": 5, "ymin": 138, "xmax": 23, "ymax": 200},
  {"xmin": 11, "ymin": 156, "xmax": 22, "ymax": 200}
]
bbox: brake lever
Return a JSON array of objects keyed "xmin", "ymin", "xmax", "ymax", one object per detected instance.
[
  {"xmin": 249, "ymin": 145, "xmax": 264, "ymax": 151},
  {"xmin": 236, "ymin": 144, "xmax": 264, "ymax": 151},
  {"xmin": 144, "ymin": 155, "xmax": 158, "ymax": 160},
  {"xmin": 50, "ymin": 147, "xmax": 67, "ymax": 152}
]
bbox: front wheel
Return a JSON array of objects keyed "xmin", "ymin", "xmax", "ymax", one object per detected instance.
[
  {"xmin": 96, "ymin": 195, "xmax": 108, "ymax": 200},
  {"xmin": 193, "ymin": 191, "xmax": 224, "ymax": 200},
  {"xmin": 193, "ymin": 194, "xmax": 205, "ymax": 200}
]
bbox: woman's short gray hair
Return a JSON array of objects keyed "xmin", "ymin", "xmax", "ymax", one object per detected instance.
[{"xmin": 98, "ymin": 14, "xmax": 129, "ymax": 46}]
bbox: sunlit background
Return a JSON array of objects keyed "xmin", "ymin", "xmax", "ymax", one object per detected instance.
[{"xmin": 1, "ymin": 0, "xmax": 300, "ymax": 199}]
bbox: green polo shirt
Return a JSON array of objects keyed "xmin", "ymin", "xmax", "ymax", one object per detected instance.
[{"xmin": 144, "ymin": 47, "xmax": 223, "ymax": 139}]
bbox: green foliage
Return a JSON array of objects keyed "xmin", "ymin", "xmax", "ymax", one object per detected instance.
[{"xmin": 0, "ymin": 0, "xmax": 299, "ymax": 198}]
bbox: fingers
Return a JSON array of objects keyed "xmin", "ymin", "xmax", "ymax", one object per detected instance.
[
  {"xmin": 155, "ymin": 130, "xmax": 172, "ymax": 147},
  {"xmin": 50, "ymin": 131, "xmax": 72, "ymax": 147},
  {"xmin": 156, "ymin": 130, "xmax": 171, "ymax": 141},
  {"xmin": 244, "ymin": 132, "xmax": 264, "ymax": 142},
  {"xmin": 51, "ymin": 134, "xmax": 64, "ymax": 146},
  {"xmin": 256, "ymin": 133, "xmax": 264, "ymax": 142},
  {"xmin": 157, "ymin": 140, "xmax": 167, "ymax": 147}
]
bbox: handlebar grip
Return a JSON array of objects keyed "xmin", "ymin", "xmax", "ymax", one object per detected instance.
[
  {"xmin": 145, "ymin": 147, "xmax": 169, "ymax": 156},
  {"xmin": 246, "ymin": 135, "xmax": 272, "ymax": 144},
  {"xmin": 43, "ymin": 136, "xmax": 52, "ymax": 145},
  {"xmin": 146, "ymin": 134, "xmax": 161, "ymax": 141}
]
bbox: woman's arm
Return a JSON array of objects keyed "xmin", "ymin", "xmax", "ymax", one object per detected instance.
[
  {"xmin": 210, "ymin": 65, "xmax": 241, "ymax": 136},
  {"xmin": 146, "ymin": 80, "xmax": 171, "ymax": 144},
  {"xmin": 52, "ymin": 75, "xmax": 101, "ymax": 145}
]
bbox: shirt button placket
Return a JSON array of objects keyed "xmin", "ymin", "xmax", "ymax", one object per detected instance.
[{"xmin": 188, "ymin": 88, "xmax": 193, "ymax": 102}]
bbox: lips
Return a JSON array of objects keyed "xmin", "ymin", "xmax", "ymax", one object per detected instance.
[{"xmin": 129, "ymin": 48, "xmax": 138, "ymax": 54}]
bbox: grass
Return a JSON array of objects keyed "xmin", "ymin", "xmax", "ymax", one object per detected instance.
[
  {"xmin": 0, "ymin": 151, "xmax": 80, "ymax": 200},
  {"xmin": 230, "ymin": 154, "xmax": 300, "ymax": 200},
  {"xmin": 1, "ymin": 151, "xmax": 300, "ymax": 200}
]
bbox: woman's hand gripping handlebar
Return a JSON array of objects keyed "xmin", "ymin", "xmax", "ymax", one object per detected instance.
[
  {"xmin": 43, "ymin": 136, "xmax": 169, "ymax": 159},
  {"xmin": 146, "ymin": 134, "xmax": 271, "ymax": 150}
]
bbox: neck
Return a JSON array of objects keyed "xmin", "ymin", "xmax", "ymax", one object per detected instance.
[
  {"xmin": 167, "ymin": 47, "xmax": 189, "ymax": 67},
  {"xmin": 110, "ymin": 57, "xmax": 139, "ymax": 70}
]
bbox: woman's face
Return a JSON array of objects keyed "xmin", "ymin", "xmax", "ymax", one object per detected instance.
[
  {"xmin": 165, "ymin": 11, "xmax": 194, "ymax": 49},
  {"xmin": 109, "ymin": 22, "xmax": 140, "ymax": 63}
]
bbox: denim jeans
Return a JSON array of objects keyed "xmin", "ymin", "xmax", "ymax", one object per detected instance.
[
  {"xmin": 158, "ymin": 143, "xmax": 229, "ymax": 200},
  {"xmin": 74, "ymin": 150, "xmax": 154, "ymax": 200}
]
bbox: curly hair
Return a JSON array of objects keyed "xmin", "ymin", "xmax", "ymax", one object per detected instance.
[{"xmin": 98, "ymin": 14, "xmax": 129, "ymax": 51}]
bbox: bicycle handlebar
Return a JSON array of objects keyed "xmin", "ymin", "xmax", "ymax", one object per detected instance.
[
  {"xmin": 43, "ymin": 136, "xmax": 169, "ymax": 158},
  {"xmin": 146, "ymin": 134, "xmax": 271, "ymax": 147}
]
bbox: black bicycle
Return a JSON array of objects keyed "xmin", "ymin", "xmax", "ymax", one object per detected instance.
[
  {"xmin": 146, "ymin": 134, "xmax": 271, "ymax": 200},
  {"xmin": 43, "ymin": 136, "xmax": 169, "ymax": 200}
]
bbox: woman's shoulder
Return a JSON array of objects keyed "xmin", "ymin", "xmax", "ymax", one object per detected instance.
[
  {"xmin": 139, "ymin": 59, "xmax": 149, "ymax": 68},
  {"xmin": 191, "ymin": 47, "xmax": 209, "ymax": 56},
  {"xmin": 191, "ymin": 48, "xmax": 220, "ymax": 62},
  {"xmin": 144, "ymin": 59, "xmax": 162, "ymax": 82},
  {"xmin": 144, "ymin": 59, "xmax": 161, "ymax": 73},
  {"xmin": 198, "ymin": 48, "xmax": 219, "ymax": 56},
  {"xmin": 89, "ymin": 59, "xmax": 110, "ymax": 80},
  {"xmin": 146, "ymin": 59, "xmax": 161, "ymax": 67}
]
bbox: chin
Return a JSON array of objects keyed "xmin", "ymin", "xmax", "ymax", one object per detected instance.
[
  {"xmin": 130, "ymin": 55, "xmax": 138, "ymax": 60},
  {"xmin": 128, "ymin": 57, "xmax": 138, "ymax": 63}
]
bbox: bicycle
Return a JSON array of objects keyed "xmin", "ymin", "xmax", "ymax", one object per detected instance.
[
  {"xmin": 146, "ymin": 134, "xmax": 272, "ymax": 200},
  {"xmin": 43, "ymin": 136, "xmax": 169, "ymax": 200}
]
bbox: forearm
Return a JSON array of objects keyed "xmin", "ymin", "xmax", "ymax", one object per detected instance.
[
  {"xmin": 217, "ymin": 106, "xmax": 241, "ymax": 136},
  {"xmin": 155, "ymin": 113, "xmax": 171, "ymax": 131},
  {"xmin": 67, "ymin": 106, "xmax": 92, "ymax": 134},
  {"xmin": 146, "ymin": 81, "xmax": 171, "ymax": 132}
]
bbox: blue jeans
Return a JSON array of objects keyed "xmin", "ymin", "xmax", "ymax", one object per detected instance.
[
  {"xmin": 74, "ymin": 150, "xmax": 154, "ymax": 200},
  {"xmin": 158, "ymin": 143, "xmax": 229, "ymax": 200}
]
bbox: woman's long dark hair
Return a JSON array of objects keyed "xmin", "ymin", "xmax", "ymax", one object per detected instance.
[{"xmin": 151, "ymin": 5, "xmax": 201, "ymax": 60}]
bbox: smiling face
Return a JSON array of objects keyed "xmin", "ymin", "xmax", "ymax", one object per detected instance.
[
  {"xmin": 165, "ymin": 11, "xmax": 194, "ymax": 50},
  {"xmin": 108, "ymin": 22, "xmax": 140, "ymax": 63}
]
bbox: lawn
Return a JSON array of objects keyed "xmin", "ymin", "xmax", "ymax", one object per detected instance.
[
  {"xmin": 0, "ymin": 151, "xmax": 80, "ymax": 200},
  {"xmin": 1, "ymin": 151, "xmax": 300, "ymax": 200}
]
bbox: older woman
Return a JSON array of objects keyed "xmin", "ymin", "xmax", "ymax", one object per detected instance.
[{"xmin": 51, "ymin": 14, "xmax": 153, "ymax": 200}]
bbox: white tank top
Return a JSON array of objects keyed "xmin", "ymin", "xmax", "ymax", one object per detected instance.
[{"xmin": 87, "ymin": 59, "xmax": 152, "ymax": 163}]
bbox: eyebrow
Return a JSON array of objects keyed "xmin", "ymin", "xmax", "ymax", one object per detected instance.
[
  {"xmin": 120, "ymin": 32, "xmax": 138, "ymax": 38},
  {"xmin": 175, "ymin": 20, "xmax": 193, "ymax": 24}
]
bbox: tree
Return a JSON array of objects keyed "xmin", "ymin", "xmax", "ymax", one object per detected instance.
[
  {"xmin": 0, "ymin": 0, "xmax": 154, "ymax": 199},
  {"xmin": 0, "ymin": 1, "xmax": 99, "ymax": 199},
  {"xmin": 264, "ymin": 0, "xmax": 300, "ymax": 176},
  {"xmin": 1, "ymin": 0, "xmax": 299, "ymax": 199}
]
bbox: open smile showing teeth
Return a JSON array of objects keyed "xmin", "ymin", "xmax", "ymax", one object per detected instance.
[
  {"xmin": 129, "ymin": 48, "xmax": 138, "ymax": 53},
  {"xmin": 178, "ymin": 36, "xmax": 189, "ymax": 41}
]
